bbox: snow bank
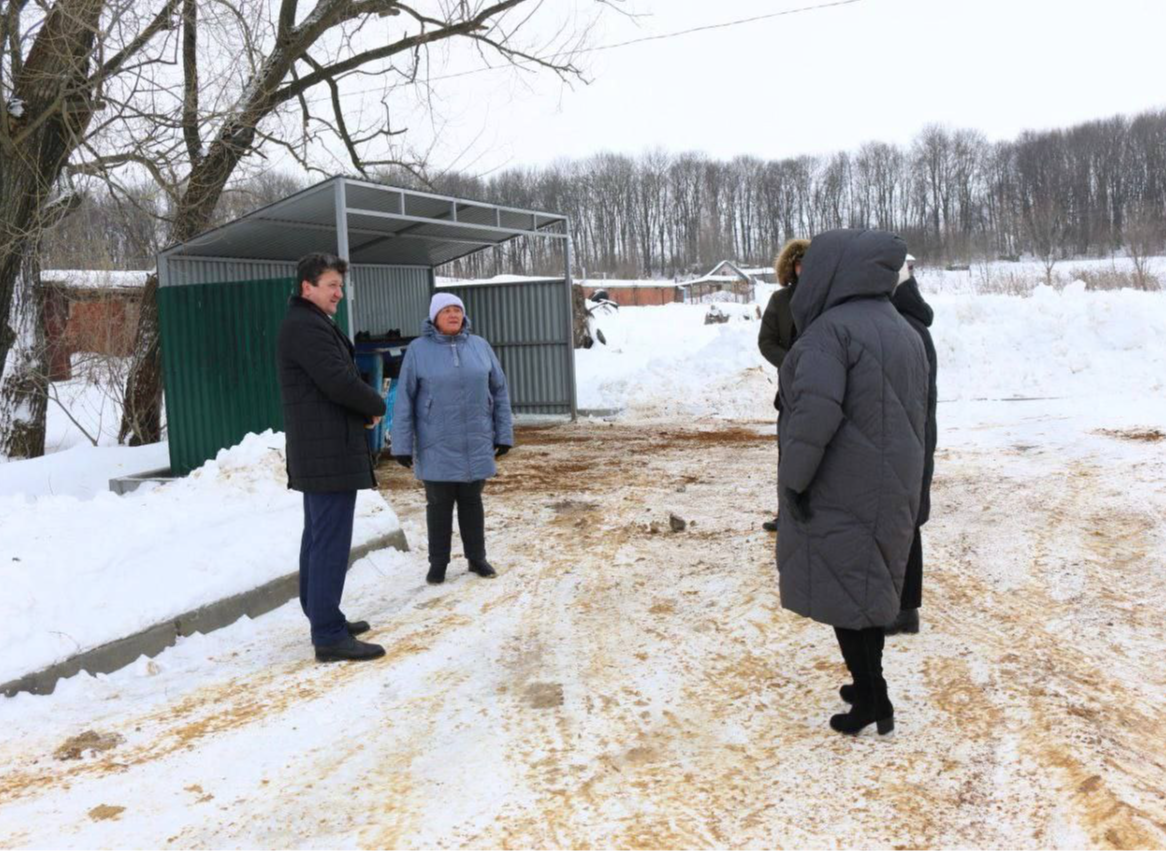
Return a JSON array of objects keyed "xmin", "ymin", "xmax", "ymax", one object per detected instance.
[
  {"xmin": 41, "ymin": 269, "xmax": 150, "ymax": 290},
  {"xmin": 918, "ymin": 254, "xmax": 1163, "ymax": 294},
  {"xmin": 0, "ymin": 441, "xmax": 168, "ymax": 500},
  {"xmin": 575, "ymin": 302, "xmax": 774, "ymax": 420},
  {"xmin": 932, "ymin": 283, "xmax": 1166, "ymax": 401},
  {"xmin": 0, "ymin": 431, "xmax": 400, "ymax": 685},
  {"xmin": 574, "ymin": 286, "xmax": 1166, "ymax": 418}
]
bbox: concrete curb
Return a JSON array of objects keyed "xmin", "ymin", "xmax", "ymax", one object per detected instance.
[{"xmin": 0, "ymin": 529, "xmax": 409, "ymax": 699}]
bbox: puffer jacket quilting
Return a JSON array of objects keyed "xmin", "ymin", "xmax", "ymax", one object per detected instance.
[{"xmin": 776, "ymin": 229, "xmax": 929, "ymax": 629}]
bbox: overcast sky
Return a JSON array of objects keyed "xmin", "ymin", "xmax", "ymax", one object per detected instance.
[{"xmin": 317, "ymin": 0, "xmax": 1166, "ymax": 176}]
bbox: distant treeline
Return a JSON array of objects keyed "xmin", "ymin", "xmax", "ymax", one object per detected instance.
[
  {"xmin": 44, "ymin": 109, "xmax": 1166, "ymax": 280},
  {"xmin": 399, "ymin": 108, "xmax": 1166, "ymax": 279}
]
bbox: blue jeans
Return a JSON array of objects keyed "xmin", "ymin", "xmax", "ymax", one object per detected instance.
[{"xmin": 298, "ymin": 491, "xmax": 358, "ymax": 646}]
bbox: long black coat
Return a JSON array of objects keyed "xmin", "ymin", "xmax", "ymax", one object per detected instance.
[
  {"xmin": 758, "ymin": 284, "xmax": 797, "ymax": 410},
  {"xmin": 776, "ymin": 230, "xmax": 929, "ymax": 629},
  {"xmin": 892, "ymin": 277, "xmax": 938, "ymax": 525},
  {"xmin": 277, "ymin": 297, "xmax": 386, "ymax": 492}
]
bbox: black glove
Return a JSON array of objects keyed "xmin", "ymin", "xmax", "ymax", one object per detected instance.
[
  {"xmin": 784, "ymin": 487, "xmax": 812, "ymax": 523},
  {"xmin": 393, "ymin": 454, "xmax": 413, "ymax": 469},
  {"xmin": 494, "ymin": 444, "xmax": 511, "ymax": 457}
]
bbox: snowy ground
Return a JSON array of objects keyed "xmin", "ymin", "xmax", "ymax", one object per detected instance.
[
  {"xmin": 0, "ymin": 432, "xmax": 400, "ymax": 686},
  {"xmin": 1, "ymin": 398, "xmax": 1165, "ymax": 847},
  {"xmin": 1, "ymin": 272, "xmax": 1165, "ymax": 847}
]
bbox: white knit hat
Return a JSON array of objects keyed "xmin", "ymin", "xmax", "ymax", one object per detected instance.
[{"xmin": 429, "ymin": 292, "xmax": 466, "ymax": 323}]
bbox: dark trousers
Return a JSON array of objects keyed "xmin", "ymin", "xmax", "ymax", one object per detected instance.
[
  {"xmin": 773, "ymin": 417, "xmax": 782, "ymax": 514},
  {"xmin": 900, "ymin": 525, "xmax": 923, "ymax": 610},
  {"xmin": 835, "ymin": 625, "xmax": 888, "ymax": 703},
  {"xmin": 424, "ymin": 480, "xmax": 486, "ymax": 567},
  {"xmin": 298, "ymin": 491, "xmax": 357, "ymax": 647}
]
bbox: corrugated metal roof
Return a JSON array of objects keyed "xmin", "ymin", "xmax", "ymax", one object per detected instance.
[{"xmin": 158, "ymin": 176, "xmax": 567, "ymax": 271}]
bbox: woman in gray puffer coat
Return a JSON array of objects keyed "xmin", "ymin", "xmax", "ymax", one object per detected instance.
[
  {"xmin": 390, "ymin": 293, "xmax": 514, "ymax": 585},
  {"xmin": 777, "ymin": 228, "xmax": 928, "ymax": 736}
]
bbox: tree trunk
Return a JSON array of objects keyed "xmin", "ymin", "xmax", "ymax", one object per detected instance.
[
  {"xmin": 0, "ymin": 0, "xmax": 103, "ymax": 411},
  {"xmin": 119, "ymin": 122, "xmax": 262, "ymax": 444},
  {"xmin": 117, "ymin": 271, "xmax": 163, "ymax": 444},
  {"xmin": 0, "ymin": 252, "xmax": 49, "ymax": 459}
]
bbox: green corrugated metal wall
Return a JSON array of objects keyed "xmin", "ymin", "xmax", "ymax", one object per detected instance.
[{"xmin": 159, "ymin": 277, "xmax": 351, "ymax": 475}]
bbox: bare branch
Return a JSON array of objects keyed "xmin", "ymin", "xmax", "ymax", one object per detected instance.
[
  {"xmin": 273, "ymin": 0, "xmax": 535, "ymax": 105},
  {"xmin": 68, "ymin": 149, "xmax": 179, "ymax": 202},
  {"xmin": 91, "ymin": 0, "xmax": 180, "ymax": 87},
  {"xmin": 277, "ymin": 0, "xmax": 299, "ymax": 38},
  {"xmin": 181, "ymin": 0, "xmax": 200, "ymax": 164}
]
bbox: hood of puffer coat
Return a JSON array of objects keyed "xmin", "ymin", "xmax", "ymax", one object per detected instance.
[{"xmin": 790, "ymin": 229, "xmax": 907, "ymax": 334}]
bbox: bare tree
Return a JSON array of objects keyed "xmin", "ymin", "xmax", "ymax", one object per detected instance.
[
  {"xmin": 103, "ymin": 0, "xmax": 604, "ymax": 445},
  {"xmin": 1, "ymin": 0, "xmax": 183, "ymax": 452},
  {"xmin": 1125, "ymin": 205, "xmax": 1162, "ymax": 291}
]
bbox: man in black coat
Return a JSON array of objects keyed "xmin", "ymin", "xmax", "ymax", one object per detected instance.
[
  {"xmin": 278, "ymin": 252, "xmax": 388, "ymax": 662},
  {"xmin": 887, "ymin": 256, "xmax": 938, "ymax": 636}
]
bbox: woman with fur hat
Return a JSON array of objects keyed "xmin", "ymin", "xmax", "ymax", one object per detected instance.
[
  {"xmin": 390, "ymin": 293, "xmax": 514, "ymax": 585},
  {"xmin": 758, "ymin": 238, "xmax": 810, "ymax": 532}
]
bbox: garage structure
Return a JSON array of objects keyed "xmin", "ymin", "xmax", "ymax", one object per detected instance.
[{"xmin": 156, "ymin": 176, "xmax": 575, "ymax": 476}]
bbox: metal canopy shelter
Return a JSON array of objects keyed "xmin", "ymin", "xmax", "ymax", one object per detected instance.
[
  {"xmin": 154, "ymin": 176, "xmax": 576, "ymax": 476},
  {"xmin": 159, "ymin": 176, "xmax": 568, "ymax": 268}
]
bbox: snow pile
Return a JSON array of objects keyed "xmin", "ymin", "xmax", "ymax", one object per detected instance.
[
  {"xmin": 436, "ymin": 274, "xmax": 556, "ymax": 287},
  {"xmin": 575, "ymin": 302, "xmax": 773, "ymax": 420},
  {"xmin": 0, "ymin": 430, "xmax": 400, "ymax": 685},
  {"xmin": 573, "ymin": 285, "xmax": 1166, "ymax": 418},
  {"xmin": 40, "ymin": 269, "xmax": 150, "ymax": 290},
  {"xmin": 932, "ymin": 283, "xmax": 1166, "ymax": 401},
  {"xmin": 0, "ymin": 441, "xmax": 168, "ymax": 500}
]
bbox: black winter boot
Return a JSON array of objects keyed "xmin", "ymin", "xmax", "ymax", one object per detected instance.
[
  {"xmin": 885, "ymin": 607, "xmax": 919, "ymax": 635},
  {"xmin": 315, "ymin": 636, "xmax": 386, "ymax": 663},
  {"xmin": 832, "ymin": 625, "xmax": 894, "ymax": 735},
  {"xmin": 763, "ymin": 517, "xmax": 779, "ymax": 533},
  {"xmin": 468, "ymin": 559, "xmax": 497, "ymax": 578},
  {"xmin": 427, "ymin": 563, "xmax": 448, "ymax": 585},
  {"xmin": 830, "ymin": 677, "xmax": 894, "ymax": 735}
]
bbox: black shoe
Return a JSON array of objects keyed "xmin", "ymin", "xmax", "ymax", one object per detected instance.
[
  {"xmin": 468, "ymin": 559, "xmax": 497, "ymax": 578},
  {"xmin": 314, "ymin": 636, "xmax": 386, "ymax": 663},
  {"xmin": 346, "ymin": 620, "xmax": 371, "ymax": 637},
  {"xmin": 762, "ymin": 517, "xmax": 778, "ymax": 533},
  {"xmin": 830, "ymin": 680, "xmax": 894, "ymax": 735},
  {"xmin": 885, "ymin": 608, "xmax": 919, "ymax": 636},
  {"xmin": 839, "ymin": 682, "xmax": 858, "ymax": 704},
  {"xmin": 427, "ymin": 564, "xmax": 447, "ymax": 585}
]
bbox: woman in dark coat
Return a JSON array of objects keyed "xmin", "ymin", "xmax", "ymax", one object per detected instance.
[
  {"xmin": 888, "ymin": 262, "xmax": 938, "ymax": 635},
  {"xmin": 758, "ymin": 238, "xmax": 810, "ymax": 532},
  {"xmin": 777, "ymin": 229, "xmax": 929, "ymax": 736},
  {"xmin": 390, "ymin": 293, "xmax": 514, "ymax": 586}
]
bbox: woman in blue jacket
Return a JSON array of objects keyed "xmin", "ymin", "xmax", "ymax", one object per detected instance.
[{"xmin": 390, "ymin": 293, "xmax": 514, "ymax": 585}]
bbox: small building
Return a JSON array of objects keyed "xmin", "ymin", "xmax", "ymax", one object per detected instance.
[
  {"xmin": 40, "ymin": 270, "xmax": 147, "ymax": 380},
  {"xmin": 680, "ymin": 260, "xmax": 776, "ymax": 304},
  {"xmin": 155, "ymin": 176, "xmax": 575, "ymax": 476},
  {"xmin": 579, "ymin": 280, "xmax": 681, "ymax": 307}
]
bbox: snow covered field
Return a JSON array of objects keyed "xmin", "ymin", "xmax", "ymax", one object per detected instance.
[
  {"xmin": 0, "ymin": 432, "xmax": 400, "ymax": 686},
  {"xmin": 1, "ymin": 276, "xmax": 1165, "ymax": 847},
  {"xmin": 575, "ymin": 282, "xmax": 1166, "ymax": 419}
]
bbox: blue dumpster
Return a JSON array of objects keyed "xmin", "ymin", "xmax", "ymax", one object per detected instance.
[{"xmin": 354, "ymin": 337, "xmax": 413, "ymax": 461}]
